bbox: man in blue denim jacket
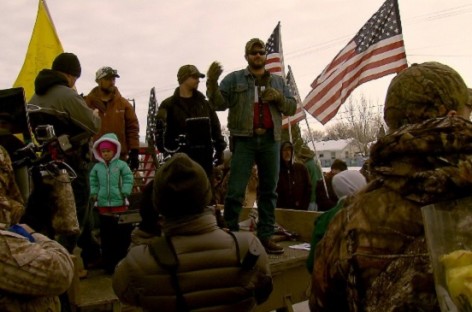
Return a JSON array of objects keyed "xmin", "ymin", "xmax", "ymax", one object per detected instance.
[{"xmin": 206, "ymin": 38, "xmax": 296, "ymax": 254}]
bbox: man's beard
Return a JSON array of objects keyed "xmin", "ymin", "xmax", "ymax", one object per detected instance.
[
  {"xmin": 248, "ymin": 58, "xmax": 265, "ymax": 70},
  {"xmin": 100, "ymin": 86, "xmax": 115, "ymax": 95}
]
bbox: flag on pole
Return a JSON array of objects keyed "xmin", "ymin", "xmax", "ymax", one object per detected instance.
[
  {"xmin": 265, "ymin": 22, "xmax": 297, "ymax": 127},
  {"xmin": 13, "ymin": 0, "xmax": 64, "ymax": 101},
  {"xmin": 302, "ymin": 0, "xmax": 407, "ymax": 125},
  {"xmin": 265, "ymin": 22, "xmax": 285, "ymax": 77},
  {"xmin": 283, "ymin": 66, "xmax": 306, "ymax": 128}
]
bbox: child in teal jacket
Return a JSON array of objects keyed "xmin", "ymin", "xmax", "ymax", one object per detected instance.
[
  {"xmin": 90, "ymin": 133, "xmax": 134, "ymax": 213},
  {"xmin": 89, "ymin": 133, "xmax": 134, "ymax": 273}
]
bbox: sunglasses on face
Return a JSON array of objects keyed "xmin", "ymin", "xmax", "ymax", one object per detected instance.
[{"xmin": 249, "ymin": 50, "xmax": 266, "ymax": 56}]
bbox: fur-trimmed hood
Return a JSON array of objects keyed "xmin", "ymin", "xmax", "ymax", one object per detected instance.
[{"xmin": 92, "ymin": 132, "xmax": 122, "ymax": 163}]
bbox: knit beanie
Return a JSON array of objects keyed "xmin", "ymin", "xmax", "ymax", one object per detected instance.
[
  {"xmin": 332, "ymin": 170, "xmax": 367, "ymax": 199},
  {"xmin": 331, "ymin": 159, "xmax": 347, "ymax": 171},
  {"xmin": 153, "ymin": 153, "xmax": 212, "ymax": 219},
  {"xmin": 52, "ymin": 52, "xmax": 82, "ymax": 78},
  {"xmin": 384, "ymin": 62, "xmax": 468, "ymax": 131},
  {"xmin": 99, "ymin": 140, "xmax": 117, "ymax": 154}
]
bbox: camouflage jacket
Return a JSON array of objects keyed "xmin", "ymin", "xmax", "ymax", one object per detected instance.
[
  {"xmin": 0, "ymin": 230, "xmax": 74, "ymax": 311},
  {"xmin": 310, "ymin": 116, "xmax": 472, "ymax": 312},
  {"xmin": 0, "ymin": 146, "xmax": 24, "ymax": 228}
]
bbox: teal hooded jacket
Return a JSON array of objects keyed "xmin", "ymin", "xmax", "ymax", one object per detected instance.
[{"xmin": 89, "ymin": 133, "xmax": 134, "ymax": 207}]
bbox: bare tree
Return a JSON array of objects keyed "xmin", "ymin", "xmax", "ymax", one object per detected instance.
[
  {"xmin": 325, "ymin": 95, "xmax": 383, "ymax": 156},
  {"xmin": 301, "ymin": 128, "xmax": 325, "ymax": 143}
]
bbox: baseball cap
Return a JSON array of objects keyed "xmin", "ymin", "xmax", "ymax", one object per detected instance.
[
  {"xmin": 95, "ymin": 66, "xmax": 120, "ymax": 81},
  {"xmin": 245, "ymin": 38, "xmax": 266, "ymax": 55},
  {"xmin": 177, "ymin": 65, "xmax": 205, "ymax": 84}
]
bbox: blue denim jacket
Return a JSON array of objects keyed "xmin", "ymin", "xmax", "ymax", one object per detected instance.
[{"xmin": 209, "ymin": 68, "xmax": 296, "ymax": 141}]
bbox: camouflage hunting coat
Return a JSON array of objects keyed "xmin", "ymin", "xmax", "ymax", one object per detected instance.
[
  {"xmin": 0, "ymin": 230, "xmax": 74, "ymax": 311},
  {"xmin": 310, "ymin": 116, "xmax": 472, "ymax": 312},
  {"xmin": 0, "ymin": 146, "xmax": 24, "ymax": 228}
]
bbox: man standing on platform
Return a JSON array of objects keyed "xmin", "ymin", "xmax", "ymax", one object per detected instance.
[{"xmin": 206, "ymin": 38, "xmax": 296, "ymax": 254}]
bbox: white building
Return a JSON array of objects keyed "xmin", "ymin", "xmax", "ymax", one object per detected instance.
[{"xmin": 313, "ymin": 139, "xmax": 365, "ymax": 168}]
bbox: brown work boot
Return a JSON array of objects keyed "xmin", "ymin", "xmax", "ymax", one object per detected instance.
[{"xmin": 260, "ymin": 238, "xmax": 284, "ymax": 254}]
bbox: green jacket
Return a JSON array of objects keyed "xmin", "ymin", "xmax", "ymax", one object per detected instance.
[{"xmin": 90, "ymin": 133, "xmax": 134, "ymax": 207}]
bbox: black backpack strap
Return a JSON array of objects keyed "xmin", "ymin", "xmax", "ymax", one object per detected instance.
[{"xmin": 148, "ymin": 236, "xmax": 189, "ymax": 312}]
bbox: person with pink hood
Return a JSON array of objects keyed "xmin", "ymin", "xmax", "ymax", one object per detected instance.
[{"xmin": 89, "ymin": 132, "xmax": 134, "ymax": 273}]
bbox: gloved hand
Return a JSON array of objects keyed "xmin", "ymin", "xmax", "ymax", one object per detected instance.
[
  {"xmin": 127, "ymin": 149, "xmax": 140, "ymax": 171},
  {"xmin": 213, "ymin": 150, "xmax": 224, "ymax": 166},
  {"xmin": 261, "ymin": 87, "xmax": 283, "ymax": 108},
  {"xmin": 206, "ymin": 61, "xmax": 223, "ymax": 98}
]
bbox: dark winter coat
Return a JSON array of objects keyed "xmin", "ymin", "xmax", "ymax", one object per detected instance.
[
  {"xmin": 156, "ymin": 88, "xmax": 226, "ymax": 154},
  {"xmin": 276, "ymin": 142, "xmax": 312, "ymax": 210},
  {"xmin": 113, "ymin": 211, "xmax": 273, "ymax": 312}
]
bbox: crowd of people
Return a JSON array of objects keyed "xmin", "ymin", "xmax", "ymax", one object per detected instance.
[{"xmin": 0, "ymin": 37, "xmax": 471, "ymax": 312}]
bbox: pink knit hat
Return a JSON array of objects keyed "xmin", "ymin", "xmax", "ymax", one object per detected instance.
[{"xmin": 99, "ymin": 141, "xmax": 117, "ymax": 154}]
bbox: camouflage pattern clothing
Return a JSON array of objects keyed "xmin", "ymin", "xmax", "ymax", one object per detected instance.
[
  {"xmin": 0, "ymin": 146, "xmax": 24, "ymax": 228},
  {"xmin": 310, "ymin": 61, "xmax": 471, "ymax": 312},
  {"xmin": 0, "ymin": 230, "xmax": 74, "ymax": 311},
  {"xmin": 310, "ymin": 116, "xmax": 472, "ymax": 312},
  {"xmin": 0, "ymin": 145, "xmax": 74, "ymax": 311},
  {"xmin": 384, "ymin": 62, "xmax": 469, "ymax": 131}
]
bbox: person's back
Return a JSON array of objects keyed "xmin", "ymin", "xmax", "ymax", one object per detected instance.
[
  {"xmin": 113, "ymin": 153, "xmax": 272, "ymax": 311},
  {"xmin": 29, "ymin": 52, "xmax": 102, "ymax": 269},
  {"xmin": 310, "ymin": 62, "xmax": 472, "ymax": 312},
  {"xmin": 0, "ymin": 145, "xmax": 74, "ymax": 311},
  {"xmin": 29, "ymin": 53, "xmax": 100, "ymax": 139}
]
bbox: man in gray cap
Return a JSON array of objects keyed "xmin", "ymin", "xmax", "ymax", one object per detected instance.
[
  {"xmin": 85, "ymin": 66, "xmax": 140, "ymax": 170},
  {"xmin": 155, "ymin": 64, "xmax": 226, "ymax": 178},
  {"xmin": 29, "ymin": 52, "xmax": 102, "ymax": 269},
  {"xmin": 205, "ymin": 38, "xmax": 297, "ymax": 254}
]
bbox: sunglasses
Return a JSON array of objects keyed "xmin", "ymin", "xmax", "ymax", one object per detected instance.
[{"xmin": 249, "ymin": 50, "xmax": 266, "ymax": 56}]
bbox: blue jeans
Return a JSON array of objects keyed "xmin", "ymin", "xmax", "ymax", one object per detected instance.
[{"xmin": 224, "ymin": 131, "xmax": 280, "ymax": 240}]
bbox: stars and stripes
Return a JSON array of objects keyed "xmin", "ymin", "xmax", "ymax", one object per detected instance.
[
  {"xmin": 265, "ymin": 22, "xmax": 285, "ymax": 77},
  {"xmin": 283, "ymin": 65, "xmax": 306, "ymax": 128},
  {"xmin": 302, "ymin": 0, "xmax": 407, "ymax": 125}
]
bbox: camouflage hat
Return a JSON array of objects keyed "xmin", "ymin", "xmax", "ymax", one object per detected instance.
[
  {"xmin": 95, "ymin": 66, "xmax": 120, "ymax": 82},
  {"xmin": 297, "ymin": 145, "xmax": 315, "ymax": 161},
  {"xmin": 384, "ymin": 62, "xmax": 469, "ymax": 131},
  {"xmin": 177, "ymin": 65, "xmax": 205, "ymax": 84},
  {"xmin": 245, "ymin": 38, "xmax": 266, "ymax": 55}
]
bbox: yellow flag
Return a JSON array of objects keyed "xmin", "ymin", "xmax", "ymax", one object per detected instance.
[{"xmin": 13, "ymin": 0, "xmax": 63, "ymax": 101}]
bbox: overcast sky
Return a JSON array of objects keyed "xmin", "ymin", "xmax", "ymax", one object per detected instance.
[{"xmin": 1, "ymin": 0, "xmax": 471, "ymax": 140}]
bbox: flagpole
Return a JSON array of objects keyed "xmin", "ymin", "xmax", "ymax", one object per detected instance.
[
  {"xmin": 303, "ymin": 113, "xmax": 330, "ymax": 199},
  {"xmin": 287, "ymin": 65, "xmax": 329, "ymax": 199}
]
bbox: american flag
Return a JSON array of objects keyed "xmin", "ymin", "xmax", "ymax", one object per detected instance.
[
  {"xmin": 265, "ymin": 22, "xmax": 285, "ymax": 77},
  {"xmin": 302, "ymin": 0, "xmax": 407, "ymax": 125},
  {"xmin": 265, "ymin": 22, "xmax": 299, "ymax": 127},
  {"xmin": 283, "ymin": 65, "xmax": 306, "ymax": 128}
]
